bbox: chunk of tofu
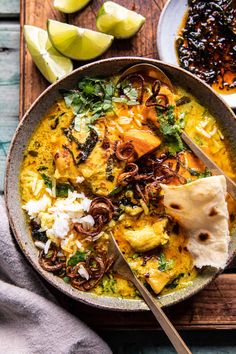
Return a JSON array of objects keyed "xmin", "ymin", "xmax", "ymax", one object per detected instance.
[
  {"xmin": 79, "ymin": 146, "xmax": 123, "ymax": 196},
  {"xmin": 54, "ymin": 147, "xmax": 79, "ymax": 180},
  {"xmin": 123, "ymin": 218, "xmax": 169, "ymax": 252},
  {"xmin": 123, "ymin": 129, "xmax": 161, "ymax": 158},
  {"xmin": 146, "ymin": 268, "xmax": 173, "ymax": 294}
]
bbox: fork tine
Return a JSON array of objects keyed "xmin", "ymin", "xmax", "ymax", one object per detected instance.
[{"xmin": 108, "ymin": 232, "xmax": 134, "ymax": 280}]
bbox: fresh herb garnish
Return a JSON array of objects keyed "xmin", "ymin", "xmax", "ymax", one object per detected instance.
[
  {"xmin": 78, "ymin": 128, "xmax": 98, "ymax": 163},
  {"xmin": 62, "ymin": 127, "xmax": 98, "ymax": 165},
  {"xmin": 37, "ymin": 166, "xmax": 48, "ymax": 171},
  {"xmin": 101, "ymin": 274, "xmax": 116, "ymax": 294},
  {"xmin": 106, "ymin": 155, "xmax": 115, "ymax": 182},
  {"xmin": 50, "ymin": 117, "xmax": 59, "ymax": 130},
  {"xmin": 30, "ymin": 221, "xmax": 48, "ymax": 243},
  {"xmin": 188, "ymin": 167, "xmax": 212, "ymax": 179},
  {"xmin": 63, "ymin": 276, "xmax": 70, "ymax": 283},
  {"xmin": 113, "ymin": 79, "xmax": 139, "ymax": 106},
  {"xmin": 61, "ymin": 77, "xmax": 116, "ymax": 123},
  {"xmin": 109, "ymin": 185, "xmax": 123, "ymax": 196},
  {"xmin": 158, "ymin": 253, "xmax": 174, "ymax": 272},
  {"xmin": 188, "ymin": 168, "xmax": 201, "ymax": 176},
  {"xmin": 166, "ymin": 273, "xmax": 184, "ymax": 289},
  {"xmin": 56, "ymin": 183, "xmax": 74, "ymax": 198},
  {"xmin": 68, "ymin": 251, "xmax": 88, "ymax": 266},
  {"xmin": 41, "ymin": 173, "xmax": 52, "ymax": 189},
  {"xmin": 157, "ymin": 105, "xmax": 185, "ymax": 154},
  {"xmin": 199, "ymin": 168, "xmax": 212, "ymax": 178},
  {"xmin": 132, "ymin": 253, "xmax": 141, "ymax": 259},
  {"xmin": 73, "ymin": 113, "xmax": 86, "ymax": 132}
]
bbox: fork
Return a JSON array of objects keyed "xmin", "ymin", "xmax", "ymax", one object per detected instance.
[{"xmin": 108, "ymin": 232, "xmax": 192, "ymax": 354}]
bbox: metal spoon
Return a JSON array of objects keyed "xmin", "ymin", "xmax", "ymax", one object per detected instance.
[
  {"xmin": 118, "ymin": 63, "xmax": 174, "ymax": 90},
  {"xmin": 119, "ymin": 63, "xmax": 236, "ymax": 200},
  {"xmin": 108, "ymin": 232, "xmax": 192, "ymax": 354}
]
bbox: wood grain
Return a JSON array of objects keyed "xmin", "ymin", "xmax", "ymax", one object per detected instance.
[
  {"xmin": 0, "ymin": 23, "xmax": 19, "ymax": 191},
  {"xmin": 48, "ymin": 274, "xmax": 236, "ymax": 330},
  {"xmin": 20, "ymin": 0, "xmax": 236, "ymax": 330},
  {"xmin": 20, "ymin": 0, "xmax": 65, "ymax": 116},
  {"xmin": 20, "ymin": 0, "xmax": 166, "ymax": 117},
  {"xmin": 0, "ymin": 0, "xmax": 19, "ymax": 16}
]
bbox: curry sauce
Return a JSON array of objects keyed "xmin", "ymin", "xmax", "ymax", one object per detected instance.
[{"xmin": 20, "ymin": 75, "xmax": 236, "ymax": 299}]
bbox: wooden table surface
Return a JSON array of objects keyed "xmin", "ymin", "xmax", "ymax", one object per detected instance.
[{"xmin": 1, "ymin": 1, "xmax": 236, "ymax": 353}]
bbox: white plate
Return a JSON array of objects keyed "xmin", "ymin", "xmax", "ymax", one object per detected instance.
[{"xmin": 157, "ymin": 0, "xmax": 236, "ymax": 109}]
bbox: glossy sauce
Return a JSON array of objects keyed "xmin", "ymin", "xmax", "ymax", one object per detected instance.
[
  {"xmin": 20, "ymin": 79, "xmax": 236, "ymax": 298},
  {"xmin": 176, "ymin": 0, "xmax": 236, "ymax": 95}
]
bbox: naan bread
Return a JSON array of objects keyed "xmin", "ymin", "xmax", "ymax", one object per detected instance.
[{"xmin": 161, "ymin": 176, "xmax": 229, "ymax": 269}]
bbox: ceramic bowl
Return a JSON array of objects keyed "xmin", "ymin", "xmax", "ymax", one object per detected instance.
[
  {"xmin": 157, "ymin": 0, "xmax": 236, "ymax": 108},
  {"xmin": 5, "ymin": 57, "xmax": 236, "ymax": 311}
]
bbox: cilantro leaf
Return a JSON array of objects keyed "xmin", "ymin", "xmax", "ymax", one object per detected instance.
[
  {"xmin": 56, "ymin": 183, "xmax": 74, "ymax": 198},
  {"xmin": 166, "ymin": 273, "xmax": 184, "ymax": 289},
  {"xmin": 68, "ymin": 251, "xmax": 88, "ymax": 266},
  {"xmin": 113, "ymin": 80, "xmax": 139, "ymax": 106},
  {"xmin": 157, "ymin": 106, "xmax": 185, "ymax": 154},
  {"xmin": 41, "ymin": 173, "xmax": 52, "ymax": 189},
  {"xmin": 188, "ymin": 167, "xmax": 212, "ymax": 179},
  {"xmin": 62, "ymin": 77, "xmax": 115, "ymax": 124},
  {"xmin": 158, "ymin": 253, "xmax": 174, "ymax": 272},
  {"xmin": 199, "ymin": 168, "xmax": 212, "ymax": 178}
]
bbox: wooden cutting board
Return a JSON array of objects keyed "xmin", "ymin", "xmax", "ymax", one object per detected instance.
[
  {"xmin": 20, "ymin": 0, "xmax": 164, "ymax": 116},
  {"xmin": 20, "ymin": 0, "xmax": 236, "ymax": 330}
]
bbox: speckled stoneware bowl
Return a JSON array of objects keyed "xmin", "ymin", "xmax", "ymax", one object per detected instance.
[{"xmin": 5, "ymin": 57, "xmax": 236, "ymax": 311}]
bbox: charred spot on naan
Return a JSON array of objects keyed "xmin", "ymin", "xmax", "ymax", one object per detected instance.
[
  {"xmin": 161, "ymin": 176, "xmax": 230, "ymax": 269},
  {"xmin": 198, "ymin": 232, "xmax": 210, "ymax": 242},
  {"xmin": 209, "ymin": 207, "xmax": 218, "ymax": 217},
  {"xmin": 170, "ymin": 203, "xmax": 182, "ymax": 210}
]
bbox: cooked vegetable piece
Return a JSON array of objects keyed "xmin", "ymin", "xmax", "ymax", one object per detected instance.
[
  {"xmin": 146, "ymin": 268, "xmax": 176, "ymax": 294},
  {"xmin": 123, "ymin": 219, "xmax": 169, "ymax": 252},
  {"xmin": 123, "ymin": 129, "xmax": 161, "ymax": 158}
]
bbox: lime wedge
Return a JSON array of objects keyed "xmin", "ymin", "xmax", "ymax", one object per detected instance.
[
  {"xmin": 47, "ymin": 19, "xmax": 114, "ymax": 60},
  {"xmin": 54, "ymin": 0, "xmax": 91, "ymax": 14},
  {"xmin": 96, "ymin": 1, "xmax": 145, "ymax": 39},
  {"xmin": 24, "ymin": 25, "xmax": 73, "ymax": 83}
]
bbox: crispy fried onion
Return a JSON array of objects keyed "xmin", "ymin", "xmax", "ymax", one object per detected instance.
[
  {"xmin": 115, "ymin": 141, "xmax": 137, "ymax": 161},
  {"xmin": 39, "ymin": 247, "xmax": 66, "ymax": 272},
  {"xmin": 38, "ymin": 245, "xmax": 114, "ymax": 292},
  {"xmin": 154, "ymin": 153, "xmax": 186, "ymax": 184},
  {"xmin": 117, "ymin": 154, "xmax": 186, "ymax": 196},
  {"xmin": 145, "ymin": 80, "xmax": 169, "ymax": 109},
  {"xmin": 119, "ymin": 73, "xmax": 144, "ymax": 104},
  {"xmin": 119, "ymin": 153, "xmax": 186, "ymax": 203},
  {"xmin": 144, "ymin": 181, "xmax": 162, "ymax": 201},
  {"xmin": 69, "ymin": 255, "xmax": 114, "ymax": 291},
  {"xmin": 74, "ymin": 197, "xmax": 114, "ymax": 237},
  {"xmin": 117, "ymin": 163, "xmax": 139, "ymax": 186}
]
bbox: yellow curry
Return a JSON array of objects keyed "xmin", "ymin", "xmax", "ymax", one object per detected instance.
[{"xmin": 20, "ymin": 75, "xmax": 236, "ymax": 299}]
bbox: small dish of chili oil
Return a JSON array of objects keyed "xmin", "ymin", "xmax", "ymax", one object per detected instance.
[{"xmin": 176, "ymin": 0, "xmax": 236, "ymax": 95}]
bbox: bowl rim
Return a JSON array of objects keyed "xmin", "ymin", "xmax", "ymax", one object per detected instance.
[
  {"xmin": 156, "ymin": 0, "xmax": 236, "ymax": 109},
  {"xmin": 4, "ymin": 56, "xmax": 236, "ymax": 311}
]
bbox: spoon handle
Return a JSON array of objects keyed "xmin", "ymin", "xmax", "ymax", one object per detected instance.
[
  {"xmin": 131, "ymin": 276, "xmax": 192, "ymax": 354},
  {"xmin": 181, "ymin": 131, "xmax": 236, "ymax": 200}
]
